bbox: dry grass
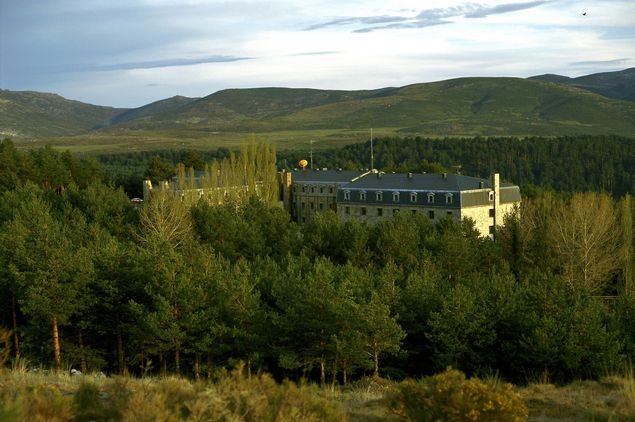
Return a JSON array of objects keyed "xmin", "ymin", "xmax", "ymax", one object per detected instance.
[
  {"xmin": 0, "ymin": 366, "xmax": 345, "ymax": 421},
  {"xmin": 519, "ymin": 374, "xmax": 635, "ymax": 421},
  {"xmin": 5, "ymin": 366, "xmax": 635, "ymax": 421}
]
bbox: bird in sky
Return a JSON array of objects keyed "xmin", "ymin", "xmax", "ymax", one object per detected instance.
[{"xmin": 582, "ymin": 12, "xmax": 587, "ymax": 16}]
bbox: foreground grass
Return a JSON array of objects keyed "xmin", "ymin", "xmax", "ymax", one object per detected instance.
[{"xmin": 3, "ymin": 368, "xmax": 635, "ymax": 421}]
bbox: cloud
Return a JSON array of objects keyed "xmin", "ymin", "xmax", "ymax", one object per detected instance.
[
  {"xmin": 353, "ymin": 20, "xmax": 450, "ymax": 33},
  {"xmin": 291, "ymin": 51, "xmax": 339, "ymax": 56},
  {"xmin": 569, "ymin": 58, "xmax": 631, "ymax": 67},
  {"xmin": 464, "ymin": 1, "xmax": 551, "ymax": 18},
  {"xmin": 71, "ymin": 55, "xmax": 252, "ymax": 73},
  {"xmin": 307, "ymin": 1, "xmax": 552, "ymax": 33},
  {"xmin": 304, "ymin": 15, "xmax": 408, "ymax": 31}
]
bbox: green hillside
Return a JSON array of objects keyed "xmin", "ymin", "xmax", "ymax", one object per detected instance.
[
  {"xmin": 529, "ymin": 67, "xmax": 635, "ymax": 102},
  {"xmin": 113, "ymin": 77, "xmax": 635, "ymax": 137},
  {"xmin": 0, "ymin": 90, "xmax": 125, "ymax": 138},
  {"xmin": 110, "ymin": 95, "xmax": 199, "ymax": 125},
  {"xmin": 4, "ymin": 71, "xmax": 635, "ymax": 153}
]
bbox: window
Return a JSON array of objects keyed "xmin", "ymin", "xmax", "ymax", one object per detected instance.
[
  {"xmin": 489, "ymin": 191, "xmax": 495, "ymax": 202},
  {"xmin": 301, "ymin": 202, "xmax": 305, "ymax": 209},
  {"xmin": 301, "ymin": 185, "xmax": 306, "ymax": 193},
  {"xmin": 489, "ymin": 208, "xmax": 495, "ymax": 218},
  {"xmin": 311, "ymin": 187, "xmax": 315, "ymax": 193},
  {"xmin": 377, "ymin": 208, "xmax": 383, "ymax": 216},
  {"xmin": 489, "ymin": 225, "xmax": 495, "ymax": 235},
  {"xmin": 320, "ymin": 187, "xmax": 323, "ymax": 194},
  {"xmin": 427, "ymin": 193, "xmax": 435, "ymax": 204},
  {"xmin": 329, "ymin": 187, "xmax": 333, "ymax": 194},
  {"xmin": 292, "ymin": 186, "xmax": 296, "ymax": 193},
  {"xmin": 428, "ymin": 210, "xmax": 435, "ymax": 219},
  {"xmin": 447, "ymin": 211, "xmax": 453, "ymax": 217},
  {"xmin": 344, "ymin": 191, "xmax": 351, "ymax": 200},
  {"xmin": 445, "ymin": 193, "xmax": 453, "ymax": 204},
  {"xmin": 392, "ymin": 192, "xmax": 400, "ymax": 202},
  {"xmin": 393, "ymin": 208, "xmax": 399, "ymax": 215},
  {"xmin": 361, "ymin": 207, "xmax": 367, "ymax": 216},
  {"xmin": 310, "ymin": 202, "xmax": 314, "ymax": 209},
  {"xmin": 410, "ymin": 192, "xmax": 417, "ymax": 203},
  {"xmin": 360, "ymin": 191, "xmax": 367, "ymax": 201},
  {"xmin": 376, "ymin": 191, "xmax": 383, "ymax": 201},
  {"xmin": 345, "ymin": 206, "xmax": 350, "ymax": 215},
  {"xmin": 319, "ymin": 203, "xmax": 324, "ymax": 210}
]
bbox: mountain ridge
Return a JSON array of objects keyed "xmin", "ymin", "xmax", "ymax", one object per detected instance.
[{"xmin": 2, "ymin": 68, "xmax": 634, "ymax": 147}]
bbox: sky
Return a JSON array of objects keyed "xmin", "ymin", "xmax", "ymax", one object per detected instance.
[{"xmin": 1, "ymin": 0, "xmax": 634, "ymax": 108}]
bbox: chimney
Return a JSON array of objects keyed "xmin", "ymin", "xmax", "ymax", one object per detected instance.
[
  {"xmin": 408, "ymin": 172, "xmax": 413, "ymax": 179},
  {"xmin": 442, "ymin": 173, "xmax": 448, "ymax": 180},
  {"xmin": 479, "ymin": 181, "xmax": 484, "ymax": 189}
]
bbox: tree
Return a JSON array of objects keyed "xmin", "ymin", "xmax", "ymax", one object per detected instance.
[
  {"xmin": 1, "ymin": 192, "xmax": 93, "ymax": 369},
  {"xmin": 360, "ymin": 292, "xmax": 405, "ymax": 377},
  {"xmin": 145, "ymin": 155, "xmax": 174, "ymax": 184},
  {"xmin": 138, "ymin": 191, "xmax": 194, "ymax": 248},
  {"xmin": 619, "ymin": 195, "xmax": 634, "ymax": 294},
  {"xmin": 548, "ymin": 192, "xmax": 619, "ymax": 293}
]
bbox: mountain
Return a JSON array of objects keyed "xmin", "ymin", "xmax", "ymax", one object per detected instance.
[
  {"xmin": 0, "ymin": 90, "xmax": 125, "ymax": 138},
  {"xmin": 529, "ymin": 68, "xmax": 635, "ymax": 102},
  {"xmin": 2, "ymin": 69, "xmax": 635, "ymax": 148},
  {"xmin": 110, "ymin": 95, "xmax": 199, "ymax": 125},
  {"xmin": 111, "ymin": 77, "xmax": 635, "ymax": 137}
]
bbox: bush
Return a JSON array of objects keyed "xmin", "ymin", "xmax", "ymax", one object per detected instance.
[{"xmin": 390, "ymin": 368, "xmax": 528, "ymax": 421}]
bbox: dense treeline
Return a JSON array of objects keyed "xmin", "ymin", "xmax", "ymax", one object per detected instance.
[
  {"xmin": 93, "ymin": 135, "xmax": 635, "ymax": 199},
  {"xmin": 2, "ymin": 138, "xmax": 635, "ymax": 386},
  {"xmin": 276, "ymin": 135, "xmax": 635, "ymax": 197}
]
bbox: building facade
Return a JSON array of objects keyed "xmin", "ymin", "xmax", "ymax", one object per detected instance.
[{"xmin": 280, "ymin": 169, "xmax": 520, "ymax": 237}]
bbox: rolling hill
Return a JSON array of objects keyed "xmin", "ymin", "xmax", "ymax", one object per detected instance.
[
  {"xmin": 111, "ymin": 77, "xmax": 635, "ymax": 137},
  {"xmin": 2, "ymin": 69, "xmax": 634, "ymax": 152},
  {"xmin": 529, "ymin": 67, "xmax": 635, "ymax": 102},
  {"xmin": 0, "ymin": 90, "xmax": 125, "ymax": 138},
  {"xmin": 110, "ymin": 95, "xmax": 199, "ymax": 125}
]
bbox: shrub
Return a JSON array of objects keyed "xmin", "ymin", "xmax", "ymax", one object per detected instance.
[{"xmin": 390, "ymin": 368, "xmax": 528, "ymax": 421}]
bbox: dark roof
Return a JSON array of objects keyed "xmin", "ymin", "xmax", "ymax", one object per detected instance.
[
  {"xmin": 290, "ymin": 169, "xmax": 363, "ymax": 183},
  {"xmin": 345, "ymin": 172, "xmax": 505, "ymax": 192}
]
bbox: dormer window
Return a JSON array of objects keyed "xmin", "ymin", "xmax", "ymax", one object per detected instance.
[
  {"xmin": 445, "ymin": 193, "xmax": 453, "ymax": 204},
  {"xmin": 410, "ymin": 192, "xmax": 417, "ymax": 203},
  {"xmin": 344, "ymin": 190, "xmax": 351, "ymax": 200},
  {"xmin": 360, "ymin": 191, "xmax": 367, "ymax": 201},
  {"xmin": 376, "ymin": 191, "xmax": 383, "ymax": 201},
  {"xmin": 427, "ymin": 193, "xmax": 435, "ymax": 204},
  {"xmin": 392, "ymin": 192, "xmax": 400, "ymax": 202}
]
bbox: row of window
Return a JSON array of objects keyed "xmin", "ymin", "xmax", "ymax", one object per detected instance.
[
  {"xmin": 343, "ymin": 190, "xmax": 454, "ymax": 204},
  {"xmin": 295, "ymin": 186, "xmax": 495, "ymax": 204},
  {"xmin": 295, "ymin": 185, "xmax": 335, "ymax": 194},
  {"xmin": 343, "ymin": 207, "xmax": 453, "ymax": 219}
]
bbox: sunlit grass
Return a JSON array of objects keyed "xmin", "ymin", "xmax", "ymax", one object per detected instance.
[{"xmin": 5, "ymin": 365, "xmax": 635, "ymax": 421}]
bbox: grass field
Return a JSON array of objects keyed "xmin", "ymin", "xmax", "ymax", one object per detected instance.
[
  {"xmin": 3, "ymin": 367, "xmax": 635, "ymax": 421},
  {"xmin": 13, "ymin": 127, "xmax": 404, "ymax": 154}
]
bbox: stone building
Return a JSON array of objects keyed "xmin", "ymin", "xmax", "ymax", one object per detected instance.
[
  {"xmin": 279, "ymin": 169, "xmax": 365, "ymax": 224},
  {"xmin": 280, "ymin": 169, "xmax": 520, "ymax": 237}
]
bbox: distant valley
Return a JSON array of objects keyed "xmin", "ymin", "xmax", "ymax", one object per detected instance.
[{"xmin": 1, "ymin": 68, "xmax": 634, "ymax": 153}]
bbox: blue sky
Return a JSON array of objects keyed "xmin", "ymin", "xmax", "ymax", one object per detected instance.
[{"xmin": 1, "ymin": 0, "xmax": 633, "ymax": 108}]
